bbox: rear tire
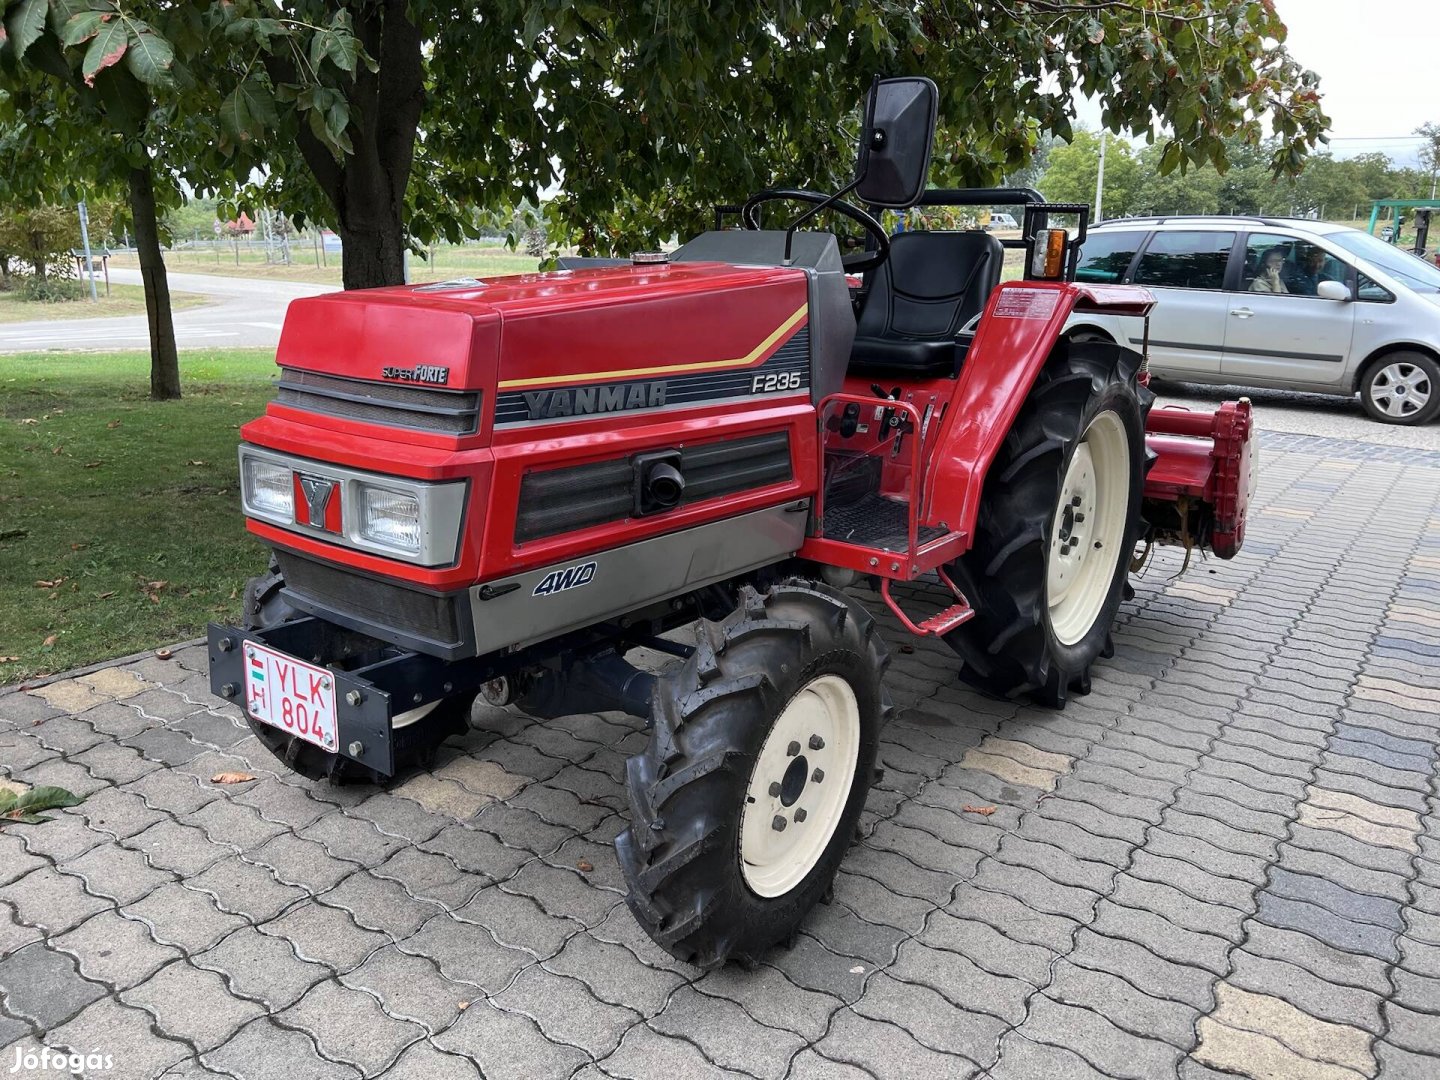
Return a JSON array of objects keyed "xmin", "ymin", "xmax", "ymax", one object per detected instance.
[
  {"xmin": 240, "ymin": 562, "xmax": 475, "ymax": 784},
  {"xmin": 1359, "ymin": 352, "xmax": 1440, "ymax": 425},
  {"xmin": 615, "ymin": 582, "xmax": 889, "ymax": 968},
  {"xmin": 944, "ymin": 340, "xmax": 1149, "ymax": 706}
]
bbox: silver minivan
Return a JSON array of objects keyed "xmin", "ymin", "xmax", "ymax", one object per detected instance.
[{"xmin": 1069, "ymin": 216, "xmax": 1440, "ymax": 425}]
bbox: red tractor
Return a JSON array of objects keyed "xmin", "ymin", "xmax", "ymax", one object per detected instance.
[{"xmin": 209, "ymin": 78, "xmax": 1254, "ymax": 967}]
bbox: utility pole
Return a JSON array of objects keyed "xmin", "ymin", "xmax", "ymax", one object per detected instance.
[
  {"xmin": 1094, "ymin": 130, "xmax": 1108, "ymax": 223},
  {"xmin": 77, "ymin": 201, "xmax": 98, "ymax": 302}
]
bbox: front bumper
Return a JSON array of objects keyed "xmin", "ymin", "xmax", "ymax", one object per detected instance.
[{"xmin": 207, "ymin": 618, "xmax": 489, "ymax": 777}]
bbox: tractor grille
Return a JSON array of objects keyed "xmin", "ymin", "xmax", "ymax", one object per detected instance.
[
  {"xmin": 276, "ymin": 550, "xmax": 469, "ymax": 654},
  {"xmin": 275, "ymin": 368, "xmax": 481, "ymax": 435},
  {"xmin": 515, "ymin": 431, "xmax": 793, "ymax": 542}
]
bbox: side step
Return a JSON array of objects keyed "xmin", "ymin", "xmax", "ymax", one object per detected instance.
[{"xmin": 879, "ymin": 567, "xmax": 975, "ymax": 637}]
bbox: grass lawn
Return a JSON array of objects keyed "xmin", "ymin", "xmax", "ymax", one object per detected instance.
[
  {"xmin": 0, "ymin": 283, "xmax": 207, "ymax": 324},
  {"xmin": 107, "ymin": 243, "xmax": 542, "ymax": 286},
  {"xmin": 0, "ymin": 349, "xmax": 278, "ymax": 684}
]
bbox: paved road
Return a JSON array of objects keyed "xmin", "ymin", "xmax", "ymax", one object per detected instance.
[
  {"xmin": 3, "ymin": 429, "xmax": 1440, "ymax": 1079},
  {"xmin": 0, "ymin": 270, "xmax": 336, "ymax": 352},
  {"xmin": 1156, "ymin": 379, "xmax": 1440, "ymax": 451}
]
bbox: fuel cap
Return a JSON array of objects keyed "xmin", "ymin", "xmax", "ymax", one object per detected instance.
[{"xmin": 631, "ymin": 251, "xmax": 669, "ymax": 265}]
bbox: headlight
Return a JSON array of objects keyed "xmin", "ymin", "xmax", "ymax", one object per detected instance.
[
  {"xmin": 243, "ymin": 458, "xmax": 293, "ymax": 517},
  {"xmin": 358, "ymin": 486, "xmax": 422, "ymax": 553}
]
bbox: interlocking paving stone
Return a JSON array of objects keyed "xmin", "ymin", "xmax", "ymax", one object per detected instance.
[
  {"xmin": 432, "ymin": 999, "xmax": 590, "ymax": 1080},
  {"xmin": 5, "ymin": 866, "xmax": 110, "ymax": 936},
  {"xmin": 0, "ymin": 942, "xmax": 107, "ymax": 1029},
  {"xmin": 692, "ymin": 966, "xmax": 843, "ymax": 1043},
  {"xmin": 51, "ymin": 909, "xmax": 183, "ymax": 993},
  {"xmin": 989, "ymin": 1032, "xmax": 1114, "ymax": 1080},
  {"xmin": 1047, "ymin": 958, "xmax": 1202, "ymax": 1049},
  {"xmin": 815, "ymin": 1008, "xmax": 979, "ymax": 1080},
  {"xmin": 853, "ymin": 971, "xmax": 1007, "ymax": 1065},
  {"xmin": 46, "ymin": 996, "xmax": 192, "ymax": 1080},
  {"xmin": 647, "ymin": 984, "xmax": 803, "ymax": 1079},
  {"xmin": 204, "ymin": 1017, "xmax": 361, "ymax": 1080},
  {"xmin": 191, "ymin": 924, "xmax": 328, "ymax": 1010},
  {"xmin": 280, "ymin": 979, "xmax": 425, "ymax": 1075},
  {"xmin": 123, "ymin": 960, "xmax": 266, "ymax": 1051},
  {"xmin": 1019, "ymin": 993, "xmax": 1184, "ymax": 1080},
  {"xmin": 340, "ymin": 945, "xmax": 470, "ymax": 1034},
  {"xmin": 1068, "ymin": 928, "xmax": 1218, "ymax": 1010}
]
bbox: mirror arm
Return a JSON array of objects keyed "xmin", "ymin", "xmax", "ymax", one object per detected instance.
[{"xmin": 782, "ymin": 174, "xmax": 865, "ymax": 266}]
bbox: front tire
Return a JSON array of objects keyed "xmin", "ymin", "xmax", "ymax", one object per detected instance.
[
  {"xmin": 944, "ymin": 340, "xmax": 1149, "ymax": 706},
  {"xmin": 1359, "ymin": 352, "xmax": 1440, "ymax": 425},
  {"xmin": 615, "ymin": 582, "xmax": 889, "ymax": 968}
]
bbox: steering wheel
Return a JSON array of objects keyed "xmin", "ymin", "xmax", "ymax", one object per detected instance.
[{"xmin": 740, "ymin": 188, "xmax": 890, "ymax": 274}]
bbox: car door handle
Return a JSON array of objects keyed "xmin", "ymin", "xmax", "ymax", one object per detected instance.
[{"xmin": 1229, "ymin": 308, "xmax": 1255, "ymax": 319}]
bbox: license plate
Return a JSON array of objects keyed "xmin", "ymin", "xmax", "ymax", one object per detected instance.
[{"xmin": 243, "ymin": 642, "xmax": 338, "ymax": 752}]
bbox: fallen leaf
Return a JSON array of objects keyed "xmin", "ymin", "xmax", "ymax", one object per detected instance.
[
  {"xmin": 34, "ymin": 579, "xmax": 62, "ymax": 589},
  {"xmin": 70, "ymin": 543, "xmax": 87, "ymax": 551},
  {"xmin": 19, "ymin": 418, "xmax": 37, "ymax": 425},
  {"xmin": 849, "ymin": 965, "xmax": 865, "ymax": 974},
  {"xmin": 41, "ymin": 634, "xmax": 57, "ymax": 647},
  {"xmin": 97, "ymin": 591, "xmax": 116, "ymax": 600},
  {"xmin": 155, "ymin": 648, "xmax": 173, "ymax": 660},
  {"xmin": 52, "ymin": 445, "xmax": 64, "ymax": 455},
  {"xmin": 187, "ymin": 460, "xmax": 208, "ymax": 466},
  {"xmin": 961, "ymin": 804, "xmax": 997, "ymax": 817},
  {"xmin": 106, "ymin": 419, "xmax": 122, "ymax": 429},
  {"xmin": 210, "ymin": 772, "xmax": 257, "ymax": 785},
  {"xmin": 576, "ymin": 859, "xmax": 593, "ymax": 873},
  {"xmin": 0, "ymin": 656, "xmax": 18, "ymax": 663},
  {"xmin": 146, "ymin": 580, "xmax": 168, "ymax": 591},
  {"xmin": 83, "ymin": 461, "xmax": 102, "ymax": 469},
  {"xmin": 457, "ymin": 1001, "xmax": 471, "ymax": 1010}
]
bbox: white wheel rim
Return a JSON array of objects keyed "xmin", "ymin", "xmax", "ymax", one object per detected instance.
[
  {"xmin": 1047, "ymin": 410, "xmax": 1130, "ymax": 646},
  {"xmin": 739, "ymin": 674, "xmax": 861, "ymax": 898},
  {"xmin": 392, "ymin": 701, "xmax": 440, "ymax": 730},
  {"xmin": 1371, "ymin": 362, "xmax": 1431, "ymax": 418}
]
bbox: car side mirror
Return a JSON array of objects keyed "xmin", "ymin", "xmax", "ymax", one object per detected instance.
[
  {"xmin": 1317, "ymin": 280, "xmax": 1351, "ymax": 302},
  {"xmin": 855, "ymin": 76, "xmax": 938, "ymax": 209}
]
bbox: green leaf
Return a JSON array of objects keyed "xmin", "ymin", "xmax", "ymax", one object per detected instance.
[
  {"xmin": 60, "ymin": 8, "xmax": 104, "ymax": 46},
  {"xmin": 0, "ymin": 785, "xmax": 84, "ymax": 825},
  {"xmin": 5, "ymin": 0, "xmax": 47, "ymax": 59},
  {"xmin": 123, "ymin": 27, "xmax": 174, "ymax": 86},
  {"xmin": 220, "ymin": 76, "xmax": 275, "ymax": 141},
  {"xmin": 321, "ymin": 30, "xmax": 359, "ymax": 73},
  {"xmin": 81, "ymin": 15, "xmax": 126, "ymax": 84}
]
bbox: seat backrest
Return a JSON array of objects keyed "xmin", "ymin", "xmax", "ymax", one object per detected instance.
[{"xmin": 855, "ymin": 230, "xmax": 1004, "ymax": 341}]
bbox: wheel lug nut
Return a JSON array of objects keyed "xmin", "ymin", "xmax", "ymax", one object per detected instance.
[
  {"xmin": 769, "ymin": 782, "xmax": 782, "ymax": 797},
  {"xmin": 1074, "ymin": 512, "xmax": 1085, "ymax": 523},
  {"xmin": 812, "ymin": 768, "xmax": 824, "ymax": 783},
  {"xmin": 1072, "ymin": 495, "xmax": 1082, "ymax": 506},
  {"xmin": 809, "ymin": 735, "xmax": 825, "ymax": 750},
  {"xmin": 772, "ymin": 815, "xmax": 787, "ymax": 832},
  {"xmin": 787, "ymin": 741, "xmax": 800, "ymax": 757},
  {"xmin": 794, "ymin": 809, "xmax": 807, "ymax": 823}
]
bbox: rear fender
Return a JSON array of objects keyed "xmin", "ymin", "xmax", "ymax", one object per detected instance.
[{"xmin": 922, "ymin": 281, "xmax": 1156, "ymax": 542}]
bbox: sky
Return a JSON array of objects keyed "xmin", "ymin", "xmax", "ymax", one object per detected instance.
[
  {"xmin": 1071, "ymin": 0, "xmax": 1436, "ymax": 167},
  {"xmin": 1278, "ymin": 0, "xmax": 1437, "ymax": 166}
]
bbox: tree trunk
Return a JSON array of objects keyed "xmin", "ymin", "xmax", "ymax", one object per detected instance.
[
  {"xmin": 129, "ymin": 162, "xmax": 181, "ymax": 400},
  {"xmin": 337, "ymin": 212, "xmax": 408, "ymax": 290},
  {"xmin": 270, "ymin": 0, "xmax": 424, "ymax": 291}
]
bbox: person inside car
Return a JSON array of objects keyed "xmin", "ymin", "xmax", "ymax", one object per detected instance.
[
  {"xmin": 1250, "ymin": 247, "xmax": 1289, "ymax": 293},
  {"xmin": 1286, "ymin": 246, "xmax": 1332, "ymax": 295}
]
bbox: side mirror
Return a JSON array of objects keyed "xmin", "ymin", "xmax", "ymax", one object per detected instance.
[
  {"xmin": 855, "ymin": 76, "xmax": 938, "ymax": 209},
  {"xmin": 1317, "ymin": 280, "xmax": 1351, "ymax": 302}
]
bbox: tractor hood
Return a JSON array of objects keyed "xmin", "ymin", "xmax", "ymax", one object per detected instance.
[{"xmin": 273, "ymin": 262, "xmax": 811, "ymax": 434}]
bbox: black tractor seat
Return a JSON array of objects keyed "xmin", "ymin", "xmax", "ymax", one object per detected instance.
[{"xmin": 849, "ymin": 230, "xmax": 1004, "ymax": 378}]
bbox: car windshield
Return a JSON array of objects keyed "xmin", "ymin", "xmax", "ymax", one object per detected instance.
[{"xmin": 1326, "ymin": 230, "xmax": 1440, "ymax": 292}]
